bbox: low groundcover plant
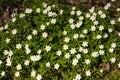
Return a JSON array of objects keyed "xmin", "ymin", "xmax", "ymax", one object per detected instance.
[{"xmin": 0, "ymin": 2, "xmax": 120, "ymax": 80}]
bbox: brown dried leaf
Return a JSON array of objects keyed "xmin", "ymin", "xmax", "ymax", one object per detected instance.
[
  {"xmin": 2, "ymin": 7, "xmax": 10, "ymax": 22},
  {"xmin": 99, "ymin": 63, "xmax": 110, "ymax": 71},
  {"xmin": 0, "ymin": 19, "xmax": 3, "ymax": 25}
]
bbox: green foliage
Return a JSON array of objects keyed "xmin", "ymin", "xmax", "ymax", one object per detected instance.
[{"xmin": 0, "ymin": 1, "xmax": 120, "ymax": 80}]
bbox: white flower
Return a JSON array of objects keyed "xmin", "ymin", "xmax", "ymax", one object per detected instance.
[
  {"xmin": 48, "ymin": 11, "xmax": 53, "ymax": 17},
  {"xmin": 100, "ymin": 69, "xmax": 103, "ymax": 73},
  {"xmin": 19, "ymin": 13, "xmax": 25, "ymax": 18},
  {"xmin": 93, "ymin": 12, "xmax": 97, "ymax": 16},
  {"xmin": 0, "ymin": 26, "xmax": 4, "ymax": 31},
  {"xmin": 15, "ymin": 72, "xmax": 20, "ymax": 77},
  {"xmin": 25, "ymin": 8, "xmax": 32, "ymax": 13},
  {"xmin": 64, "ymin": 53, "xmax": 71, "ymax": 59},
  {"xmin": 12, "ymin": 17, "xmax": 16, "ymax": 22},
  {"xmin": 118, "ymin": 63, "xmax": 120, "ymax": 68},
  {"xmin": 83, "ymin": 29, "xmax": 88, "ymax": 34},
  {"xmin": 12, "ymin": 29, "xmax": 17, "ymax": 35},
  {"xmin": 42, "ymin": 32, "xmax": 48, "ymax": 38},
  {"xmin": 73, "ymin": 34, "xmax": 78, "ymax": 39},
  {"xmin": 25, "ymin": 48, "xmax": 31, "ymax": 54},
  {"xmin": 76, "ymin": 10, "xmax": 81, "ymax": 16},
  {"xmin": 1, "ymin": 71, "xmax": 5, "ymax": 76},
  {"xmin": 86, "ymin": 70, "xmax": 91, "ymax": 76},
  {"xmin": 80, "ymin": 34, "xmax": 85, "ymax": 38},
  {"xmin": 106, "ymin": 3, "xmax": 111, "ymax": 7},
  {"xmin": 16, "ymin": 64, "xmax": 22, "ymax": 70},
  {"xmin": 56, "ymin": 50, "xmax": 62, "ymax": 56},
  {"xmin": 16, "ymin": 43, "xmax": 22, "ymax": 49},
  {"xmin": 25, "ymin": 45, "xmax": 29, "ymax": 49},
  {"xmin": 54, "ymin": 63, "xmax": 59, "ymax": 70},
  {"xmin": 99, "ymin": 25, "xmax": 104, "ymax": 31},
  {"xmin": 71, "ymin": 11, "xmax": 75, "ymax": 15},
  {"xmin": 118, "ymin": 32, "xmax": 120, "ymax": 36},
  {"xmin": 83, "ymin": 49, "xmax": 88, "ymax": 54},
  {"xmin": 99, "ymin": 45, "xmax": 104, "ymax": 49},
  {"xmin": 46, "ymin": 22, "xmax": 50, "ymax": 26},
  {"xmin": 90, "ymin": 16, "xmax": 96, "ymax": 21},
  {"xmin": 111, "ymin": 0, "xmax": 115, "ymax": 1},
  {"xmin": 27, "ymin": 35, "xmax": 32, "ymax": 40},
  {"xmin": 40, "ymin": 24, "xmax": 46, "ymax": 30},
  {"xmin": 96, "ymin": 35, "xmax": 102, "ymax": 39},
  {"xmin": 72, "ymin": 7, "xmax": 76, "ymax": 10},
  {"xmin": 42, "ymin": 2, "xmax": 47, "ymax": 8},
  {"xmin": 30, "ymin": 55, "xmax": 41, "ymax": 62},
  {"xmin": 52, "ymin": 4, "xmax": 55, "ymax": 8},
  {"xmin": 68, "ymin": 18, "xmax": 74, "ymax": 24},
  {"xmin": 37, "ymin": 49, "xmax": 42, "ymax": 54},
  {"xmin": 111, "ymin": 43, "xmax": 117, "ymax": 48},
  {"xmin": 63, "ymin": 44, "xmax": 68, "ymax": 50},
  {"xmin": 3, "ymin": 50, "xmax": 9, "ymax": 55},
  {"xmin": 32, "ymin": 30, "xmax": 37, "ymax": 35},
  {"xmin": 63, "ymin": 30, "xmax": 67, "ymax": 35},
  {"xmin": 7, "ymin": 50, "xmax": 13, "ymax": 57},
  {"xmin": 82, "ymin": 41, "xmax": 88, "ymax": 47},
  {"xmin": 76, "ymin": 54, "xmax": 81, "ymax": 59},
  {"xmin": 79, "ymin": 46, "xmax": 83, "ymax": 52},
  {"xmin": 118, "ymin": 17, "xmax": 120, "ymax": 22},
  {"xmin": 101, "ymin": 14, "xmax": 106, "ymax": 19},
  {"xmin": 85, "ymin": 59, "xmax": 91, "ymax": 65},
  {"xmin": 43, "ymin": 9, "xmax": 48, "ymax": 14},
  {"xmin": 6, "ymin": 57, "xmax": 11, "ymax": 66},
  {"xmin": 36, "ymin": 74, "xmax": 42, "ymax": 80},
  {"xmin": 0, "ymin": 60, "xmax": 2, "ymax": 65},
  {"xmin": 11, "ymin": 13, "xmax": 16, "ymax": 17},
  {"xmin": 64, "ymin": 37, "xmax": 70, "ymax": 43},
  {"xmin": 94, "ymin": 21, "xmax": 99, "ymax": 25},
  {"xmin": 70, "ymin": 48, "xmax": 76, "ymax": 54},
  {"xmin": 8, "ymin": 50, "xmax": 13, "ymax": 57},
  {"xmin": 103, "ymin": 33, "xmax": 108, "ymax": 38},
  {"xmin": 45, "ymin": 46, "xmax": 51, "ymax": 52},
  {"xmin": 75, "ymin": 74, "xmax": 81, "ymax": 80},
  {"xmin": 24, "ymin": 60, "xmax": 30, "ymax": 66},
  {"xmin": 76, "ymin": 22, "xmax": 82, "ymax": 28},
  {"xmin": 46, "ymin": 6, "xmax": 51, "ymax": 11},
  {"xmin": 91, "ymin": 51, "xmax": 99, "ymax": 57},
  {"xmin": 91, "ymin": 26, "xmax": 96, "ymax": 31},
  {"xmin": 60, "ymin": 9, "xmax": 63, "ymax": 14},
  {"xmin": 89, "ymin": 7, "xmax": 95, "ymax": 13},
  {"xmin": 109, "ymin": 48, "xmax": 114, "ymax": 53},
  {"xmin": 46, "ymin": 62, "xmax": 50, "ymax": 67},
  {"xmin": 108, "ymin": 28, "xmax": 113, "ymax": 33},
  {"xmin": 4, "ymin": 24, "xmax": 8, "ymax": 29},
  {"xmin": 110, "ymin": 57, "xmax": 116, "ymax": 63},
  {"xmin": 99, "ymin": 50, "xmax": 105, "ymax": 55},
  {"xmin": 25, "ymin": 44, "xmax": 29, "ymax": 49},
  {"xmin": 6, "ymin": 38, "xmax": 10, "ymax": 43},
  {"xmin": 110, "ymin": 20, "xmax": 115, "ymax": 25},
  {"xmin": 116, "ymin": 8, "xmax": 120, "ymax": 11},
  {"xmin": 86, "ymin": 13, "xmax": 90, "ymax": 18},
  {"xmin": 72, "ymin": 58, "xmax": 78, "ymax": 66},
  {"xmin": 79, "ymin": 16, "xmax": 84, "ymax": 21},
  {"xmin": 104, "ymin": 5, "xmax": 109, "ymax": 10},
  {"xmin": 50, "ymin": 18, "xmax": 56, "ymax": 24},
  {"xmin": 71, "ymin": 24, "xmax": 75, "ymax": 29},
  {"xmin": 36, "ymin": 8, "xmax": 40, "ymax": 13},
  {"xmin": 31, "ymin": 70, "xmax": 36, "ymax": 77},
  {"xmin": 98, "ymin": 10, "xmax": 103, "ymax": 15},
  {"xmin": 92, "ymin": 12, "xmax": 97, "ymax": 16}
]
